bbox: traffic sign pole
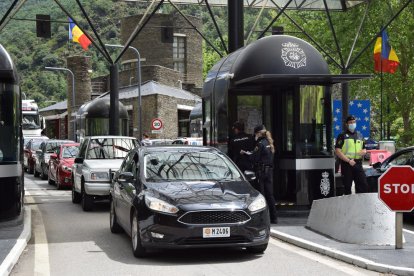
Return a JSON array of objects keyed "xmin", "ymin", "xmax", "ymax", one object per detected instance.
[{"xmin": 396, "ymin": 212, "xmax": 403, "ymax": 249}]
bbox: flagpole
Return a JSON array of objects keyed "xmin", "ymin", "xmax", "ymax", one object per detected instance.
[{"xmin": 380, "ymin": 57, "xmax": 383, "ymax": 141}]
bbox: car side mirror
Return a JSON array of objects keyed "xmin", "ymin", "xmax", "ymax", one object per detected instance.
[
  {"xmin": 372, "ymin": 162, "xmax": 381, "ymax": 169},
  {"xmin": 50, "ymin": 153, "xmax": 58, "ymax": 160},
  {"xmin": 74, "ymin": 157, "xmax": 84, "ymax": 164},
  {"xmin": 244, "ymin": 170, "xmax": 256, "ymax": 182},
  {"xmin": 118, "ymin": 172, "xmax": 134, "ymax": 184}
]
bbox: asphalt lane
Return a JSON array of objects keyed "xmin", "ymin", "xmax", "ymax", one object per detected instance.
[{"xmin": 11, "ymin": 174, "xmax": 385, "ymax": 276}]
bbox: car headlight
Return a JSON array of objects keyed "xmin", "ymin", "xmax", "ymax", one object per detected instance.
[
  {"xmin": 145, "ymin": 194, "xmax": 179, "ymax": 215},
  {"xmin": 248, "ymin": 194, "xmax": 267, "ymax": 213},
  {"xmin": 62, "ymin": 165, "xmax": 72, "ymax": 172},
  {"xmin": 90, "ymin": 171, "xmax": 109, "ymax": 180}
]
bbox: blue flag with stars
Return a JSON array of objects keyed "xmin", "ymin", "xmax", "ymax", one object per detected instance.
[{"xmin": 333, "ymin": 100, "xmax": 371, "ymax": 139}]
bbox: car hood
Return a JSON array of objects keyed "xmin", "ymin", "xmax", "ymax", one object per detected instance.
[
  {"xmin": 60, "ymin": 158, "xmax": 75, "ymax": 166},
  {"xmin": 83, "ymin": 159, "xmax": 124, "ymax": 170},
  {"xmin": 145, "ymin": 180, "xmax": 258, "ymax": 210}
]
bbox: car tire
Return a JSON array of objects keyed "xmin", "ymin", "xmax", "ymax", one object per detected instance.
[
  {"xmin": 131, "ymin": 210, "xmax": 146, "ymax": 258},
  {"xmin": 41, "ymin": 163, "xmax": 48, "ymax": 180},
  {"xmin": 72, "ymin": 183, "xmax": 81, "ymax": 204},
  {"xmin": 110, "ymin": 199, "xmax": 123, "ymax": 233},
  {"xmin": 246, "ymin": 243, "xmax": 268, "ymax": 254},
  {"xmin": 34, "ymin": 163, "xmax": 40, "ymax": 177},
  {"xmin": 81, "ymin": 190, "xmax": 93, "ymax": 211},
  {"xmin": 48, "ymin": 170, "xmax": 55, "ymax": 185},
  {"xmin": 28, "ymin": 163, "xmax": 34, "ymax": 174}
]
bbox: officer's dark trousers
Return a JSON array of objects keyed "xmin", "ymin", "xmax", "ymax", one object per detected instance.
[
  {"xmin": 341, "ymin": 160, "xmax": 368, "ymax": 195},
  {"xmin": 257, "ymin": 167, "xmax": 277, "ymax": 222}
]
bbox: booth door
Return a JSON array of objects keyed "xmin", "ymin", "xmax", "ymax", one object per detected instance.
[{"xmin": 229, "ymin": 88, "xmax": 296, "ymax": 203}]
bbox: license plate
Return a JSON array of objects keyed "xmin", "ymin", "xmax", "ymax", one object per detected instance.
[{"xmin": 203, "ymin": 227, "xmax": 230, "ymax": 238}]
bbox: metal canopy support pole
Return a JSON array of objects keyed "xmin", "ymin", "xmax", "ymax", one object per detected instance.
[
  {"xmin": 168, "ymin": 0, "xmax": 223, "ymax": 57},
  {"xmin": 322, "ymin": 0, "xmax": 345, "ymax": 68},
  {"xmin": 228, "ymin": 0, "xmax": 244, "ymax": 53},
  {"xmin": 109, "ymin": 64, "xmax": 119, "ymax": 135},
  {"xmin": 205, "ymin": 0, "xmax": 228, "ymax": 54},
  {"xmin": 258, "ymin": 0, "xmax": 292, "ymax": 40}
]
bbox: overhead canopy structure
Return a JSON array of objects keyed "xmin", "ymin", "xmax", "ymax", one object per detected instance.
[{"xmin": 123, "ymin": 0, "xmax": 367, "ymax": 11}]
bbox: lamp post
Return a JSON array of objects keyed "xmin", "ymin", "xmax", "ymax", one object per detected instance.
[
  {"xmin": 105, "ymin": 44, "xmax": 142, "ymax": 140},
  {"xmin": 45, "ymin": 66, "xmax": 76, "ymax": 142}
]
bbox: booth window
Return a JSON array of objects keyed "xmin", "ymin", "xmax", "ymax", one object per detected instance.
[
  {"xmin": 299, "ymin": 86, "xmax": 326, "ymax": 156},
  {"xmin": 282, "ymin": 91, "xmax": 294, "ymax": 152},
  {"xmin": 173, "ymin": 34, "xmax": 186, "ymax": 74}
]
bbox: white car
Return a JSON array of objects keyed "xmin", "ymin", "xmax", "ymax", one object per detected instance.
[
  {"xmin": 172, "ymin": 137, "xmax": 203, "ymax": 146},
  {"xmin": 72, "ymin": 136, "xmax": 138, "ymax": 211}
]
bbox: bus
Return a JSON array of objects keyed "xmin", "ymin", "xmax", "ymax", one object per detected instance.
[{"xmin": 0, "ymin": 44, "xmax": 24, "ymax": 220}]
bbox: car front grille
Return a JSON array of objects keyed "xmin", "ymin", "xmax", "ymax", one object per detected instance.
[
  {"xmin": 178, "ymin": 210, "xmax": 251, "ymax": 225},
  {"xmin": 180, "ymin": 236, "xmax": 250, "ymax": 245}
]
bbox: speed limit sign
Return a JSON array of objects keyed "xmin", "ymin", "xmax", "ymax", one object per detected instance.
[{"xmin": 151, "ymin": 118, "xmax": 163, "ymax": 130}]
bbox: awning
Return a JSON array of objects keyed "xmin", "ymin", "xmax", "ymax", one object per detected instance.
[{"xmin": 234, "ymin": 74, "xmax": 373, "ymax": 86}]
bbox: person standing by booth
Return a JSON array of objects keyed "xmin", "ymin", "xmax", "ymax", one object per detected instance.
[
  {"xmin": 242, "ymin": 125, "xmax": 278, "ymax": 224},
  {"xmin": 228, "ymin": 121, "xmax": 254, "ymax": 172},
  {"xmin": 335, "ymin": 115, "xmax": 368, "ymax": 195}
]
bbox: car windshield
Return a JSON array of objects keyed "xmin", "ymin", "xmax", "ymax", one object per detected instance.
[
  {"xmin": 87, "ymin": 138, "xmax": 136, "ymax": 159},
  {"xmin": 62, "ymin": 146, "xmax": 79, "ymax": 158},
  {"xmin": 144, "ymin": 150, "xmax": 243, "ymax": 182}
]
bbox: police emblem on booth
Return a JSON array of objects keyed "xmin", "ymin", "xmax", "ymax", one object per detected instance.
[
  {"xmin": 320, "ymin": 171, "xmax": 330, "ymax": 196},
  {"xmin": 281, "ymin": 42, "xmax": 306, "ymax": 69}
]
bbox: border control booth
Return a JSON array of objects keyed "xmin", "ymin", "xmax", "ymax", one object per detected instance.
[{"xmin": 203, "ymin": 35, "xmax": 368, "ymax": 208}]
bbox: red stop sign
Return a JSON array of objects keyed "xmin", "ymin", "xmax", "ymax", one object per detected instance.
[{"xmin": 378, "ymin": 166, "xmax": 414, "ymax": 212}]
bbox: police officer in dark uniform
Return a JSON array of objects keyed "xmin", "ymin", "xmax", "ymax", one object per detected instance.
[
  {"xmin": 228, "ymin": 121, "xmax": 254, "ymax": 172},
  {"xmin": 335, "ymin": 115, "xmax": 368, "ymax": 195},
  {"xmin": 242, "ymin": 125, "xmax": 278, "ymax": 224}
]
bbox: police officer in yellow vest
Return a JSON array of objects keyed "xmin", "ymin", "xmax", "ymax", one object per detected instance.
[{"xmin": 335, "ymin": 115, "xmax": 368, "ymax": 195}]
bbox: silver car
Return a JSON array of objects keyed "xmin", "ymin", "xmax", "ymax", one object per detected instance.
[{"xmin": 72, "ymin": 136, "xmax": 138, "ymax": 211}]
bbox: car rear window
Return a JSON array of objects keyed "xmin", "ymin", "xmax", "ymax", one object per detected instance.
[{"xmin": 87, "ymin": 138, "xmax": 137, "ymax": 159}]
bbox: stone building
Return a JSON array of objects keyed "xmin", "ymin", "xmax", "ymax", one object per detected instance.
[{"xmin": 39, "ymin": 12, "xmax": 203, "ymax": 140}]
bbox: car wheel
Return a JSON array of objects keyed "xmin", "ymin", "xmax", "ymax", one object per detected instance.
[
  {"xmin": 131, "ymin": 210, "xmax": 146, "ymax": 258},
  {"xmin": 72, "ymin": 183, "xmax": 81, "ymax": 204},
  {"xmin": 246, "ymin": 243, "xmax": 268, "ymax": 254},
  {"xmin": 55, "ymin": 170, "xmax": 62, "ymax": 190},
  {"xmin": 110, "ymin": 199, "xmax": 123, "ymax": 233},
  {"xmin": 41, "ymin": 164, "xmax": 48, "ymax": 180},
  {"xmin": 48, "ymin": 170, "xmax": 55, "ymax": 185},
  {"xmin": 34, "ymin": 163, "xmax": 40, "ymax": 177},
  {"xmin": 28, "ymin": 163, "xmax": 34, "ymax": 174},
  {"xmin": 81, "ymin": 189, "xmax": 93, "ymax": 211}
]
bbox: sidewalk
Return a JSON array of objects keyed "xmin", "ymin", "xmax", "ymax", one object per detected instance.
[
  {"xmin": 0, "ymin": 207, "xmax": 31, "ymax": 276},
  {"xmin": 1, "ymin": 207, "xmax": 414, "ymax": 276},
  {"xmin": 270, "ymin": 216, "xmax": 414, "ymax": 276}
]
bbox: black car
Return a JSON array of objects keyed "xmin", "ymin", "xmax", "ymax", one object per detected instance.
[
  {"xmin": 365, "ymin": 146, "xmax": 414, "ymax": 192},
  {"xmin": 110, "ymin": 146, "xmax": 270, "ymax": 258}
]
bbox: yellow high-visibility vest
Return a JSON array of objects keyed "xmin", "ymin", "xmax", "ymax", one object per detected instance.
[{"xmin": 341, "ymin": 135, "xmax": 364, "ymax": 160}]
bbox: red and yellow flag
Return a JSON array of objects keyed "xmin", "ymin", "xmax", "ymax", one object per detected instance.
[
  {"xmin": 373, "ymin": 30, "xmax": 399, "ymax": 73},
  {"xmin": 69, "ymin": 18, "xmax": 92, "ymax": 50}
]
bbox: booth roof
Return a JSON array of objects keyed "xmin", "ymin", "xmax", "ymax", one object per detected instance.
[{"xmin": 40, "ymin": 81, "xmax": 201, "ymax": 112}]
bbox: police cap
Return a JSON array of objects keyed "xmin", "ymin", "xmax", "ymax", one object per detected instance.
[
  {"xmin": 254, "ymin": 125, "xmax": 266, "ymax": 133},
  {"xmin": 232, "ymin": 121, "xmax": 244, "ymax": 132},
  {"xmin": 345, "ymin": 115, "xmax": 356, "ymax": 123}
]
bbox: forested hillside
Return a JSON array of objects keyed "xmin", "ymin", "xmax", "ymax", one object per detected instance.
[{"xmin": 1, "ymin": 0, "xmax": 414, "ymax": 145}]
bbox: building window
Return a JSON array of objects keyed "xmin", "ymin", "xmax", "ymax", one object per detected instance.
[
  {"xmin": 173, "ymin": 35, "xmax": 186, "ymax": 74},
  {"xmin": 178, "ymin": 110, "xmax": 190, "ymax": 137}
]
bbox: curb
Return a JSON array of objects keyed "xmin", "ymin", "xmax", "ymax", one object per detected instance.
[
  {"xmin": 270, "ymin": 229, "xmax": 414, "ymax": 276},
  {"xmin": 0, "ymin": 207, "xmax": 31, "ymax": 276}
]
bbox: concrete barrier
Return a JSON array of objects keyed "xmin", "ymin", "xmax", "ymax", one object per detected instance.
[{"xmin": 306, "ymin": 193, "xmax": 403, "ymax": 245}]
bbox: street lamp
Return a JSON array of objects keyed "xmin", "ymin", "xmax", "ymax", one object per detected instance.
[
  {"xmin": 105, "ymin": 44, "xmax": 142, "ymax": 140},
  {"xmin": 45, "ymin": 66, "xmax": 76, "ymax": 142}
]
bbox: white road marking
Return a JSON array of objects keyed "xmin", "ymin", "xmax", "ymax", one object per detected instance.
[
  {"xmin": 25, "ymin": 191, "xmax": 51, "ymax": 276},
  {"xmin": 269, "ymin": 238, "xmax": 371, "ymax": 276}
]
